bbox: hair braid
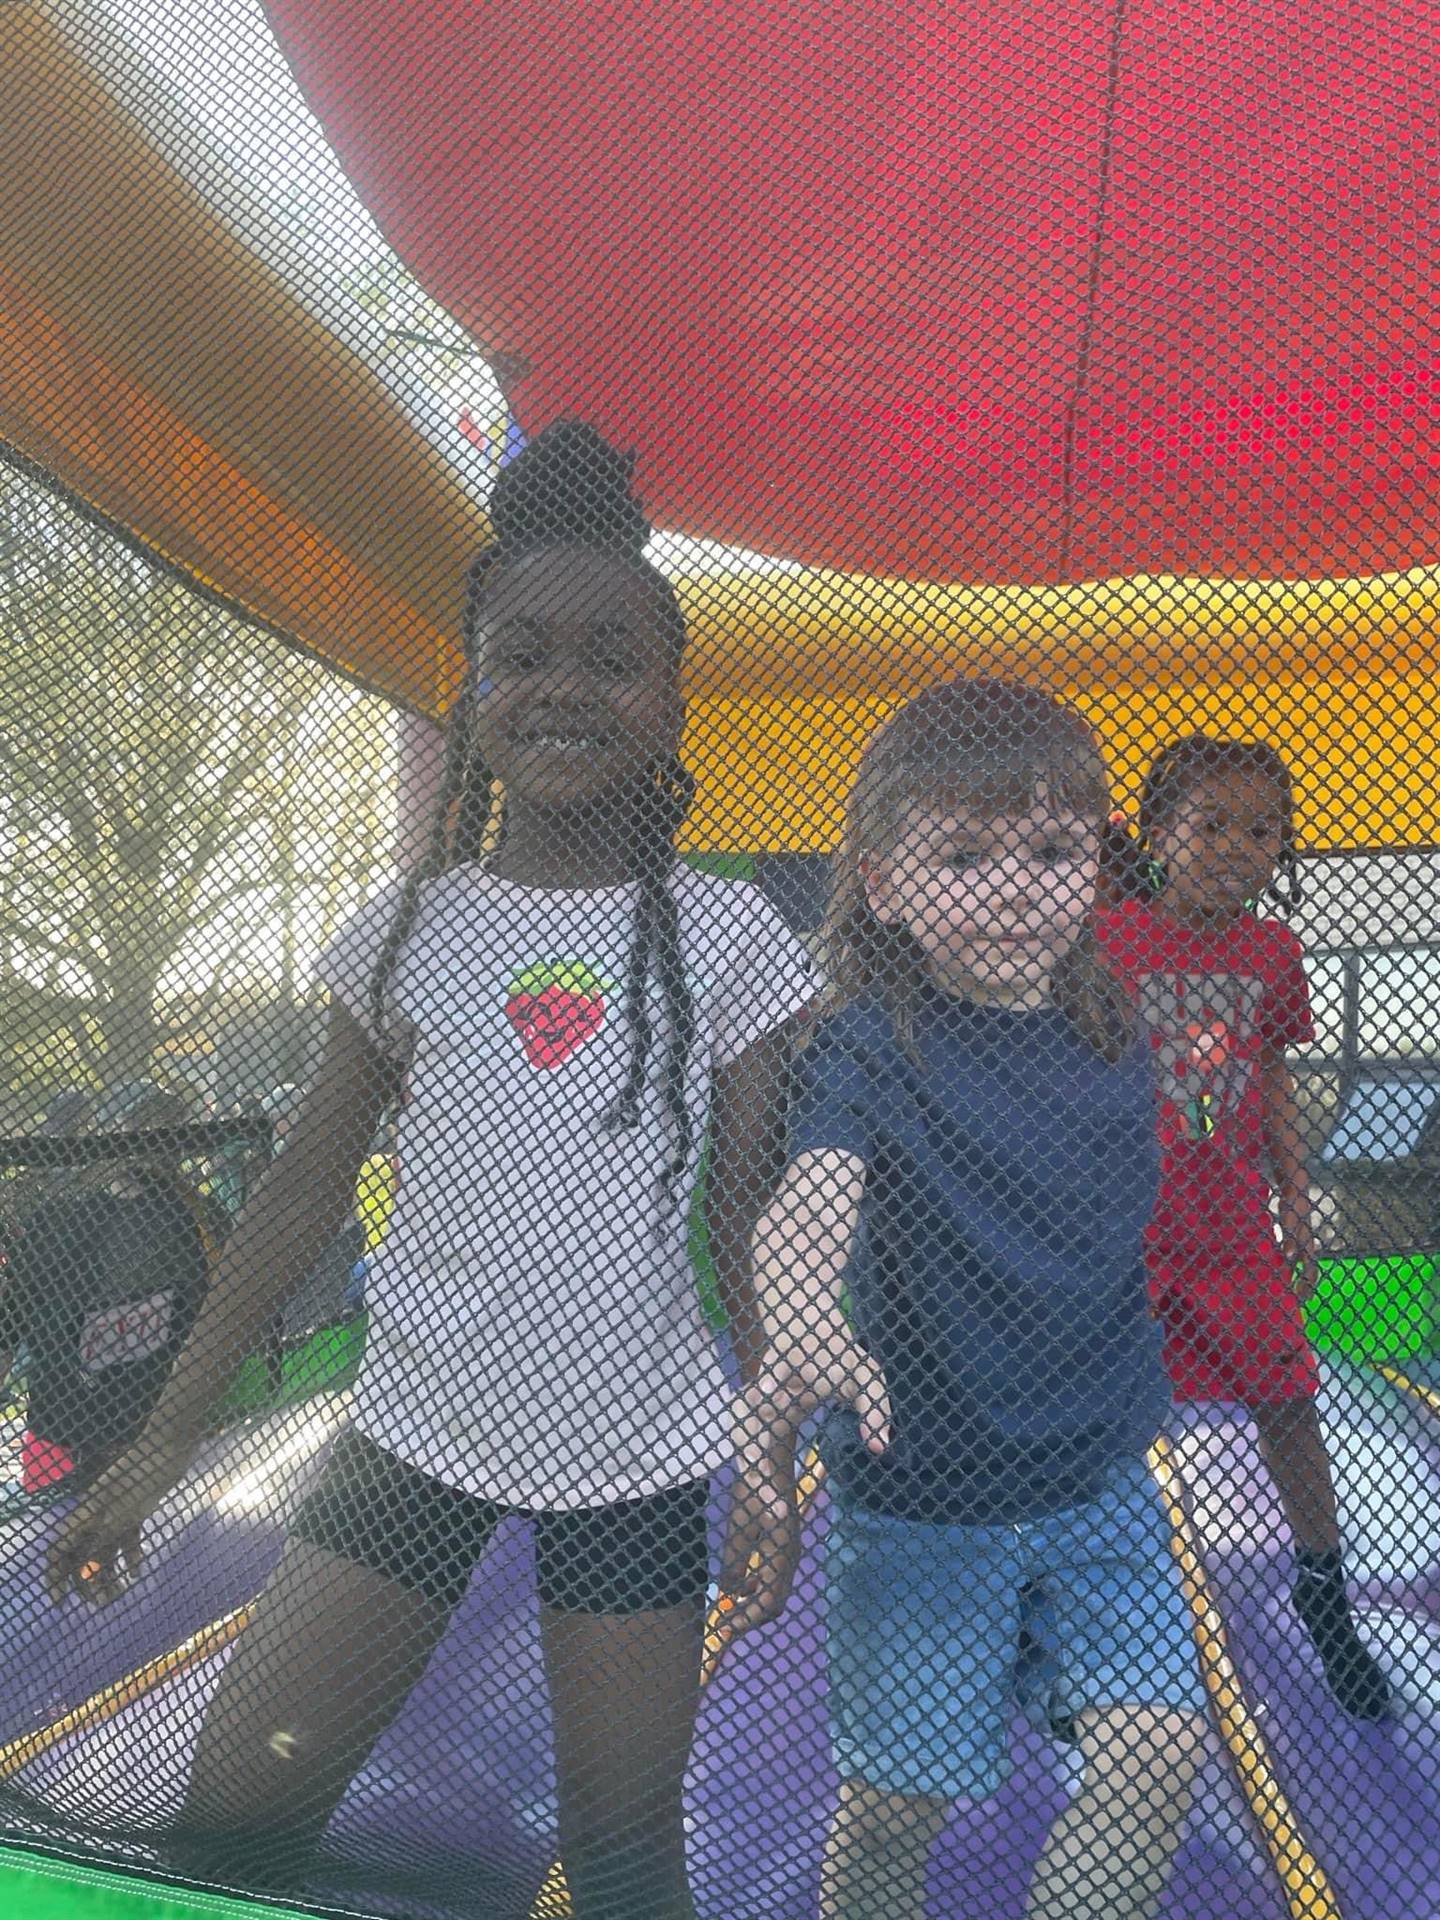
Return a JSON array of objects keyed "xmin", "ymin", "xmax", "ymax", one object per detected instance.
[
  {"xmin": 605, "ymin": 757, "xmax": 697, "ymax": 1186},
  {"xmin": 366, "ymin": 424, "xmax": 693, "ymax": 1179}
]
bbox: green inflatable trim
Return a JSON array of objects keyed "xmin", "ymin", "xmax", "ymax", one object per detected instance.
[
  {"xmin": 680, "ymin": 852, "xmax": 757, "ymax": 881},
  {"xmin": 1304, "ymin": 1253, "xmax": 1438, "ymax": 1363},
  {"xmin": 215, "ymin": 1313, "xmax": 369, "ymax": 1423},
  {"xmin": 0, "ymin": 1847, "xmax": 312, "ymax": 1920}
]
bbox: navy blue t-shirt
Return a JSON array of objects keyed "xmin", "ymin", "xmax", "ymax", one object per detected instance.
[{"xmin": 789, "ymin": 988, "xmax": 1168, "ymax": 1524}]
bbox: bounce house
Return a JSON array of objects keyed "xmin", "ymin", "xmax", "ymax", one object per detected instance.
[{"xmin": 1, "ymin": 3, "xmax": 1439, "ymax": 1917}]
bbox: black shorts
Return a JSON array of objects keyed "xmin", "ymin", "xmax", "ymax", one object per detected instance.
[{"xmin": 291, "ymin": 1427, "xmax": 711, "ymax": 1616}]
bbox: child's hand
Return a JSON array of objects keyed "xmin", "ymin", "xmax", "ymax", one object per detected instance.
[
  {"xmin": 717, "ymin": 1456, "xmax": 805, "ymax": 1636},
  {"xmin": 718, "ymin": 1339, "xmax": 891, "ymax": 1638},
  {"xmin": 46, "ymin": 1430, "xmax": 197, "ymax": 1607},
  {"xmin": 747, "ymin": 1332, "xmax": 893, "ymax": 1457},
  {"xmin": 1280, "ymin": 1203, "xmax": 1320, "ymax": 1304}
]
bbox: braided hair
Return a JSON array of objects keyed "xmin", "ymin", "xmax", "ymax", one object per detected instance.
[
  {"xmin": 369, "ymin": 421, "xmax": 698, "ymax": 1182},
  {"xmin": 1119, "ymin": 735, "xmax": 1303, "ymax": 913}
]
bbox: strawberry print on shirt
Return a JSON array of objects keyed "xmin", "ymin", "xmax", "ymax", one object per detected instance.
[{"xmin": 504, "ymin": 959, "xmax": 612, "ymax": 1069}]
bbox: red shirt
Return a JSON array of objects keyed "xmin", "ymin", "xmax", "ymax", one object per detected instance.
[{"xmin": 1095, "ymin": 900, "xmax": 1315, "ymax": 1284}]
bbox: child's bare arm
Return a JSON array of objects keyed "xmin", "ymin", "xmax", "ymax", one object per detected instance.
[
  {"xmin": 720, "ymin": 1148, "xmax": 882, "ymax": 1632},
  {"xmin": 754, "ymin": 1149, "xmax": 865, "ymax": 1358},
  {"xmin": 742, "ymin": 1146, "xmax": 891, "ymax": 1461},
  {"xmin": 705, "ymin": 1025, "xmax": 798, "ymax": 1386},
  {"xmin": 1262, "ymin": 1048, "xmax": 1319, "ymax": 1301},
  {"xmin": 146, "ymin": 1006, "xmax": 390, "ymax": 1449}
]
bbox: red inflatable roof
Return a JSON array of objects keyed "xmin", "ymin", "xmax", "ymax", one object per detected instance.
[{"xmin": 266, "ymin": 0, "xmax": 1440, "ymax": 583}]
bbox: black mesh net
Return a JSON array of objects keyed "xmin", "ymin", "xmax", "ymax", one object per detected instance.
[{"xmin": 1, "ymin": 3, "xmax": 1438, "ymax": 1918}]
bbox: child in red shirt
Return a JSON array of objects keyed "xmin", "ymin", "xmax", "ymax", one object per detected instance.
[{"xmin": 1095, "ymin": 736, "xmax": 1390, "ymax": 1720}]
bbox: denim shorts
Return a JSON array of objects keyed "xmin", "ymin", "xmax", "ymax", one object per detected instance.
[{"xmin": 824, "ymin": 1456, "xmax": 1207, "ymax": 1800}]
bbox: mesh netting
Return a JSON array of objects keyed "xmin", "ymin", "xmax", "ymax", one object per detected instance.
[{"xmin": 1, "ymin": 3, "xmax": 1439, "ymax": 1918}]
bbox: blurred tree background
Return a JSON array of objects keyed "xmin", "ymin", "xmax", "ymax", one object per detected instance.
[{"xmin": 0, "ymin": 458, "xmax": 399, "ymax": 1125}]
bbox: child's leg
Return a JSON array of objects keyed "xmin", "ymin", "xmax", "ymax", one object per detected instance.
[
  {"xmin": 1027, "ymin": 1457, "xmax": 1211, "ymax": 1918},
  {"xmin": 820, "ymin": 1502, "xmax": 1021, "ymax": 1920},
  {"xmin": 1253, "ymin": 1398, "xmax": 1391, "ymax": 1719},
  {"xmin": 536, "ymin": 1478, "xmax": 711, "ymax": 1920},
  {"xmin": 1251, "ymin": 1397, "xmax": 1339, "ymax": 1553},
  {"xmin": 178, "ymin": 1537, "xmax": 452, "ymax": 1879},
  {"xmin": 821, "ymin": 1780, "xmax": 949, "ymax": 1920},
  {"xmin": 540, "ymin": 1602, "xmax": 702, "ymax": 1920},
  {"xmin": 176, "ymin": 1429, "xmax": 496, "ymax": 1884},
  {"xmin": 1025, "ymin": 1704, "xmax": 1203, "ymax": 1920}
]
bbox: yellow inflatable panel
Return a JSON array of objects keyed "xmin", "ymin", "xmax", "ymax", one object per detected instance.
[{"xmin": 678, "ymin": 566, "xmax": 1440, "ymax": 851}]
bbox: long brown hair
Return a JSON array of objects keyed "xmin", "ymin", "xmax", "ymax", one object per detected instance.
[{"xmin": 825, "ymin": 678, "xmax": 1134, "ymax": 1062}]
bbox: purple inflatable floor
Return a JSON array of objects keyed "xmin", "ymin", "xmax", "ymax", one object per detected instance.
[{"xmin": 1, "ymin": 1362, "xmax": 1437, "ymax": 1920}]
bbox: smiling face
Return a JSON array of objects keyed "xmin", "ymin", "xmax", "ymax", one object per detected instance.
[
  {"xmin": 1151, "ymin": 765, "xmax": 1286, "ymax": 924},
  {"xmin": 468, "ymin": 548, "xmax": 683, "ymax": 812},
  {"xmin": 865, "ymin": 790, "xmax": 1099, "ymax": 1008}
]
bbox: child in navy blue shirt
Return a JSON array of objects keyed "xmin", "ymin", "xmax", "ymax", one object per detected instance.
[{"xmin": 724, "ymin": 681, "xmax": 1208, "ymax": 1920}]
